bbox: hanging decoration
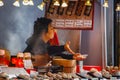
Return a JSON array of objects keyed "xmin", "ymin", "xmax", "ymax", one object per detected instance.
[
  {"xmin": 116, "ymin": 3, "xmax": 120, "ymax": 11},
  {"xmin": 0, "ymin": 0, "xmax": 4, "ymax": 7},
  {"xmin": 13, "ymin": 0, "xmax": 20, "ymax": 7},
  {"xmin": 103, "ymin": 0, "xmax": 109, "ymax": 8}
]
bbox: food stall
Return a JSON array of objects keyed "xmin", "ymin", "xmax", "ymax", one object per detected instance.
[{"xmin": 0, "ymin": 0, "xmax": 119, "ymax": 80}]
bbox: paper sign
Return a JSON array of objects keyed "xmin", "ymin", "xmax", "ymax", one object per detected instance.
[
  {"xmin": 65, "ymin": 19, "xmax": 74, "ymax": 27},
  {"xmin": 83, "ymin": 20, "xmax": 92, "ymax": 27},
  {"xmin": 75, "ymin": 20, "xmax": 84, "ymax": 27},
  {"xmin": 23, "ymin": 60, "xmax": 33, "ymax": 69}
]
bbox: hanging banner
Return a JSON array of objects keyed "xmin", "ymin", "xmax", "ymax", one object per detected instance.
[{"xmin": 46, "ymin": 0, "xmax": 94, "ymax": 30}]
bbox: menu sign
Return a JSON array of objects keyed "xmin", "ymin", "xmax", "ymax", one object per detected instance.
[{"xmin": 46, "ymin": 0, "xmax": 94, "ymax": 30}]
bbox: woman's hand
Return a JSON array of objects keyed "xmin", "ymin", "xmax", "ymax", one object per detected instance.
[
  {"xmin": 73, "ymin": 53, "xmax": 87, "ymax": 61},
  {"xmin": 64, "ymin": 41, "xmax": 75, "ymax": 54}
]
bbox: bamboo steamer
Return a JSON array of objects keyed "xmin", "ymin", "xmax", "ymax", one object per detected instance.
[{"xmin": 52, "ymin": 58, "xmax": 76, "ymax": 73}]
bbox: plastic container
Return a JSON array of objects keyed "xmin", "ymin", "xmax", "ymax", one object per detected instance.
[{"xmin": 83, "ymin": 65, "xmax": 102, "ymax": 71}]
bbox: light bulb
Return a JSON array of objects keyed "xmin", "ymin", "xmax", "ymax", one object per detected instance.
[
  {"xmin": 0, "ymin": 0, "xmax": 4, "ymax": 7},
  {"xmin": 29, "ymin": 0, "xmax": 34, "ymax": 6},
  {"xmin": 116, "ymin": 4, "xmax": 120, "ymax": 11},
  {"xmin": 85, "ymin": 0, "xmax": 92, "ymax": 6},
  {"xmin": 54, "ymin": 0, "xmax": 60, "ymax": 6},
  {"xmin": 61, "ymin": 1, "xmax": 68, "ymax": 7},
  {"xmin": 13, "ymin": 0, "xmax": 20, "ymax": 7},
  {"xmin": 23, "ymin": 0, "xmax": 29, "ymax": 5},
  {"xmin": 103, "ymin": 0, "xmax": 108, "ymax": 7},
  {"xmin": 37, "ymin": 2, "xmax": 45, "ymax": 11}
]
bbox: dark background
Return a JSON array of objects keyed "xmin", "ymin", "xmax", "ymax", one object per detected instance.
[{"xmin": 0, "ymin": 0, "xmax": 44, "ymax": 55}]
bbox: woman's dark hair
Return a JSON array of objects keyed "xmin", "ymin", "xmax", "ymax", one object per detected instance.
[{"xmin": 33, "ymin": 17, "xmax": 52, "ymax": 36}]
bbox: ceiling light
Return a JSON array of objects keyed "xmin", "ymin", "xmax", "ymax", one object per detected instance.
[
  {"xmin": 85, "ymin": 0, "xmax": 92, "ymax": 6},
  {"xmin": 54, "ymin": 0, "xmax": 60, "ymax": 6},
  {"xmin": 103, "ymin": 0, "xmax": 108, "ymax": 7},
  {"xmin": 0, "ymin": 0, "xmax": 4, "ymax": 7},
  {"xmin": 29, "ymin": 0, "xmax": 34, "ymax": 6},
  {"xmin": 37, "ymin": 2, "xmax": 45, "ymax": 11},
  {"xmin": 116, "ymin": 3, "xmax": 120, "ymax": 11},
  {"xmin": 23, "ymin": 0, "xmax": 29, "ymax": 5},
  {"xmin": 61, "ymin": 1, "xmax": 68, "ymax": 7},
  {"xmin": 13, "ymin": 0, "xmax": 20, "ymax": 7}
]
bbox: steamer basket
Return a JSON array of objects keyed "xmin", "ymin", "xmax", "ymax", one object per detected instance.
[{"xmin": 52, "ymin": 58, "xmax": 76, "ymax": 73}]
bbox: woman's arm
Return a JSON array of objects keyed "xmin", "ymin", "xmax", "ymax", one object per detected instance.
[
  {"xmin": 64, "ymin": 41, "xmax": 75, "ymax": 54},
  {"xmin": 55, "ymin": 52, "xmax": 87, "ymax": 60}
]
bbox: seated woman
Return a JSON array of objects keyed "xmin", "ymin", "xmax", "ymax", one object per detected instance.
[{"xmin": 23, "ymin": 17, "xmax": 86, "ymax": 67}]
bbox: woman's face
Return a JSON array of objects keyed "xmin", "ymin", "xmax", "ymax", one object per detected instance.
[{"xmin": 46, "ymin": 24, "xmax": 55, "ymax": 40}]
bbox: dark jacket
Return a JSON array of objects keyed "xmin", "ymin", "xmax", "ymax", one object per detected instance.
[{"xmin": 23, "ymin": 36, "xmax": 73, "ymax": 59}]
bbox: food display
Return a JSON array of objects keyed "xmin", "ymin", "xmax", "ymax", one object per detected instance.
[
  {"xmin": 0, "ymin": 49, "xmax": 119, "ymax": 80},
  {"xmin": 0, "ymin": 65, "xmax": 120, "ymax": 80}
]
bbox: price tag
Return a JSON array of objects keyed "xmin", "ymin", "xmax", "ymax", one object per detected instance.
[
  {"xmin": 55, "ymin": 19, "xmax": 65, "ymax": 27},
  {"xmin": 81, "ymin": 79, "xmax": 88, "ymax": 80},
  {"xmin": 100, "ymin": 78, "xmax": 107, "ymax": 80},
  {"xmin": 65, "ymin": 19, "xmax": 74, "ymax": 27},
  {"xmin": 91, "ymin": 78, "xmax": 99, "ymax": 80},
  {"xmin": 73, "ymin": 78, "xmax": 79, "ymax": 80},
  {"xmin": 110, "ymin": 77, "xmax": 117, "ymax": 80}
]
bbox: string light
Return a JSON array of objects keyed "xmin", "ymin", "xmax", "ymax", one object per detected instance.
[
  {"xmin": 61, "ymin": 0, "xmax": 68, "ymax": 7},
  {"xmin": 37, "ymin": 2, "xmax": 45, "ymax": 11},
  {"xmin": 13, "ymin": 0, "xmax": 20, "ymax": 7},
  {"xmin": 85, "ymin": 0, "xmax": 92, "ymax": 6},
  {"xmin": 23, "ymin": 0, "xmax": 29, "ymax": 5},
  {"xmin": 54, "ymin": 0, "xmax": 60, "ymax": 6},
  {"xmin": 116, "ymin": 3, "xmax": 120, "ymax": 11},
  {"xmin": 29, "ymin": 0, "xmax": 34, "ymax": 6},
  {"xmin": 103, "ymin": 0, "xmax": 108, "ymax": 7},
  {"xmin": 0, "ymin": 0, "xmax": 4, "ymax": 7}
]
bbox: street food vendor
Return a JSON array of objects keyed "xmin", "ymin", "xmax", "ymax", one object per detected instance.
[{"xmin": 23, "ymin": 17, "xmax": 86, "ymax": 67}]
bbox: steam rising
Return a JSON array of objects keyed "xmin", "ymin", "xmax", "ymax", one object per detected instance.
[{"xmin": 0, "ymin": 0, "xmax": 44, "ymax": 55}]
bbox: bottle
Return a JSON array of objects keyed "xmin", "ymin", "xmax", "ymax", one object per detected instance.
[
  {"xmin": 66, "ymin": 1, "xmax": 76, "ymax": 16},
  {"xmin": 24, "ymin": 52, "xmax": 33, "ymax": 70},
  {"xmin": 75, "ymin": 0, "xmax": 85, "ymax": 16},
  {"xmin": 84, "ymin": 5, "xmax": 92, "ymax": 16},
  {"xmin": 48, "ymin": 0, "xmax": 55, "ymax": 14},
  {"xmin": 57, "ymin": 6, "xmax": 64, "ymax": 15}
]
